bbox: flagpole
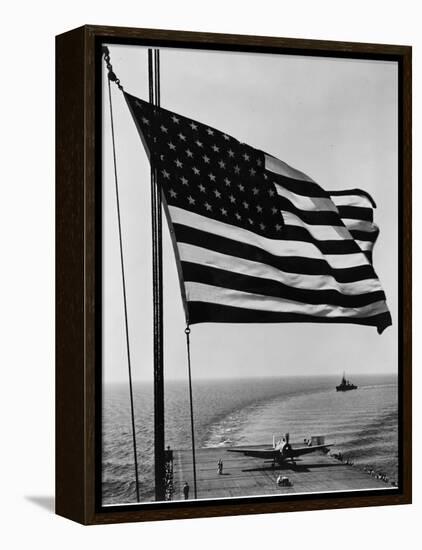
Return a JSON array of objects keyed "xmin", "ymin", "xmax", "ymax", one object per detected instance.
[{"xmin": 148, "ymin": 48, "xmax": 166, "ymax": 502}]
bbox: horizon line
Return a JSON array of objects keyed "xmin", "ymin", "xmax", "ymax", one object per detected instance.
[{"xmin": 103, "ymin": 371, "xmax": 398, "ymax": 385}]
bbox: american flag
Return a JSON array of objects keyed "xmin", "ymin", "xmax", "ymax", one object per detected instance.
[{"xmin": 125, "ymin": 92, "xmax": 392, "ymax": 334}]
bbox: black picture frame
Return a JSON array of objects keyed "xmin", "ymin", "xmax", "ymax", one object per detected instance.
[{"xmin": 56, "ymin": 25, "xmax": 412, "ymax": 524}]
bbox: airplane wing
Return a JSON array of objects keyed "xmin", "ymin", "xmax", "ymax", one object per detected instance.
[
  {"xmin": 227, "ymin": 448, "xmax": 277, "ymax": 459},
  {"xmin": 289, "ymin": 444, "xmax": 334, "ymax": 457}
]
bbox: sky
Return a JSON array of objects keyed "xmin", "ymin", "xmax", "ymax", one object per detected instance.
[{"xmin": 102, "ymin": 45, "xmax": 398, "ymax": 383}]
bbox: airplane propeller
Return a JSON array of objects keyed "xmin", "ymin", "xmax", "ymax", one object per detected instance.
[{"xmin": 282, "ymin": 433, "xmax": 292, "ymax": 454}]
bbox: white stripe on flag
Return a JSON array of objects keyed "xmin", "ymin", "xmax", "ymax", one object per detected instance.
[
  {"xmin": 264, "ymin": 153, "xmax": 315, "ymax": 183},
  {"xmin": 330, "ymin": 194, "xmax": 374, "ymax": 209},
  {"xmin": 275, "ymin": 183, "xmax": 338, "ymax": 213},
  {"xmin": 169, "ymin": 206, "xmax": 369, "ymax": 270},
  {"xmin": 355, "ymin": 240, "xmax": 375, "ymax": 252},
  {"xmin": 342, "ymin": 219, "xmax": 379, "ymax": 233},
  {"xmin": 178, "ymin": 242, "xmax": 384, "ymax": 295},
  {"xmin": 185, "ymin": 282, "xmax": 389, "ymax": 318}
]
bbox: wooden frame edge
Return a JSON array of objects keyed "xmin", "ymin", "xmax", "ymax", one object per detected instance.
[{"xmin": 56, "ymin": 25, "xmax": 87, "ymax": 524}]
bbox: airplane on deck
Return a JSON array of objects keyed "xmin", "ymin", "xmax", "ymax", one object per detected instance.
[{"xmin": 227, "ymin": 433, "xmax": 334, "ymax": 466}]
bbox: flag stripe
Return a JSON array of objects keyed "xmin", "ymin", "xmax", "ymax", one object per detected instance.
[
  {"xmin": 187, "ymin": 301, "xmax": 391, "ymax": 331},
  {"xmin": 350, "ymin": 228, "xmax": 379, "ymax": 242},
  {"xmin": 264, "ymin": 153, "xmax": 315, "ymax": 183},
  {"xmin": 269, "ymin": 174, "xmax": 329, "ymax": 198},
  {"xmin": 170, "ymin": 206, "xmax": 369, "ymax": 270},
  {"xmin": 181, "ymin": 261, "xmax": 385, "ymax": 308},
  {"xmin": 174, "ymin": 224, "xmax": 376, "ymax": 283},
  {"xmin": 275, "ymin": 183, "xmax": 338, "ymax": 212},
  {"xmin": 185, "ymin": 282, "xmax": 389, "ymax": 318},
  {"xmin": 337, "ymin": 205, "xmax": 374, "ymax": 222},
  {"xmin": 331, "ymin": 194, "xmax": 374, "ymax": 208},
  {"xmin": 177, "ymin": 242, "xmax": 384, "ymax": 296},
  {"xmin": 355, "ymin": 240, "xmax": 374, "ymax": 252},
  {"xmin": 341, "ymin": 218, "xmax": 378, "ymax": 233},
  {"xmin": 329, "ymin": 189, "xmax": 377, "ymax": 208}
]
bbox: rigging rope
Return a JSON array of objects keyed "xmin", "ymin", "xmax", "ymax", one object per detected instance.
[
  {"xmin": 105, "ymin": 50, "xmax": 140, "ymax": 502},
  {"xmin": 185, "ymin": 326, "xmax": 198, "ymax": 498}
]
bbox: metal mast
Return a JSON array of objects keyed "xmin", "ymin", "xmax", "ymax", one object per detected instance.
[{"xmin": 148, "ymin": 48, "xmax": 166, "ymax": 502}]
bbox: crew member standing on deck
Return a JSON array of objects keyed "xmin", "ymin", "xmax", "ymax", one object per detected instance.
[
  {"xmin": 218, "ymin": 459, "xmax": 223, "ymax": 475},
  {"xmin": 183, "ymin": 481, "xmax": 190, "ymax": 500}
]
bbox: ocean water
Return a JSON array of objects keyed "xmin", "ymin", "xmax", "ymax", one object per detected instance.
[{"xmin": 102, "ymin": 374, "xmax": 398, "ymax": 505}]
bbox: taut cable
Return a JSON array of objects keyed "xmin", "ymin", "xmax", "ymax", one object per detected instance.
[
  {"xmin": 103, "ymin": 48, "xmax": 140, "ymax": 502},
  {"xmin": 185, "ymin": 326, "xmax": 198, "ymax": 499}
]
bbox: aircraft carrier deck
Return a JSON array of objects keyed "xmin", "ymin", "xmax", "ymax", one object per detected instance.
[{"xmin": 171, "ymin": 445, "xmax": 393, "ymax": 500}]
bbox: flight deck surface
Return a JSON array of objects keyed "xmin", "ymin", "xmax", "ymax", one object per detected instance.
[{"xmin": 172, "ymin": 445, "xmax": 392, "ymax": 501}]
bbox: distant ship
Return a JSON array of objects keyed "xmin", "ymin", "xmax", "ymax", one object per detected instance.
[{"xmin": 336, "ymin": 374, "xmax": 357, "ymax": 392}]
